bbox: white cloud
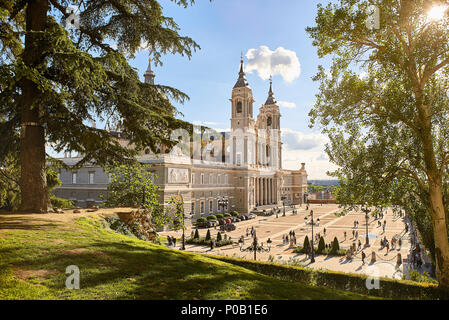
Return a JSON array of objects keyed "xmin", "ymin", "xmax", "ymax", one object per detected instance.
[
  {"xmin": 277, "ymin": 101, "xmax": 297, "ymax": 109},
  {"xmin": 280, "ymin": 128, "xmax": 338, "ymax": 179},
  {"xmin": 281, "ymin": 128, "xmax": 327, "ymax": 151},
  {"xmin": 245, "ymin": 46, "xmax": 301, "ymax": 83}
]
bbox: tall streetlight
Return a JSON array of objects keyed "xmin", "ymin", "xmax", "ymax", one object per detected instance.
[
  {"xmin": 281, "ymin": 195, "xmax": 286, "ymax": 216},
  {"xmin": 304, "ymin": 210, "xmax": 316, "ymax": 263},
  {"xmin": 239, "ymin": 235, "xmax": 272, "ymax": 260},
  {"xmin": 362, "ymin": 203, "xmax": 371, "ymax": 247},
  {"xmin": 217, "ymin": 197, "xmax": 228, "ymax": 214}
]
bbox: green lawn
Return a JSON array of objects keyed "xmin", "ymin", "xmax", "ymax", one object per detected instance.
[{"xmin": 0, "ymin": 215, "xmax": 376, "ymax": 300}]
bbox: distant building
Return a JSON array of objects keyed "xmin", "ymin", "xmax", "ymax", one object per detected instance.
[{"xmin": 53, "ymin": 57, "xmax": 308, "ymax": 221}]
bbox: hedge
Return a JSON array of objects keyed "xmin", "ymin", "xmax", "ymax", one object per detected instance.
[
  {"xmin": 231, "ymin": 210, "xmax": 239, "ymax": 216},
  {"xmin": 206, "ymin": 215, "xmax": 217, "ymax": 221},
  {"xmin": 215, "ymin": 214, "xmax": 224, "ymax": 220},
  {"xmin": 206, "ymin": 255, "xmax": 448, "ymax": 300},
  {"xmin": 186, "ymin": 237, "xmax": 232, "ymax": 247}
]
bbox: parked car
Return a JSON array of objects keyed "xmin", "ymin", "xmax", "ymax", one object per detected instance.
[
  {"xmin": 248, "ymin": 213, "xmax": 257, "ymax": 219},
  {"xmin": 223, "ymin": 223, "xmax": 236, "ymax": 231},
  {"xmin": 218, "ymin": 219, "xmax": 225, "ymax": 226},
  {"xmin": 225, "ymin": 218, "xmax": 232, "ymax": 224}
]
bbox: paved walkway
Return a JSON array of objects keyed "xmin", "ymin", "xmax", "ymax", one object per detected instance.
[{"xmin": 160, "ymin": 204, "xmax": 424, "ymax": 279}]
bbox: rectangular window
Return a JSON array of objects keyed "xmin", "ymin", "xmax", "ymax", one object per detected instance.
[
  {"xmin": 72, "ymin": 172, "xmax": 77, "ymax": 184},
  {"xmin": 201, "ymin": 174, "xmax": 204, "ymax": 185},
  {"xmin": 218, "ymin": 175, "xmax": 221, "ymax": 185},
  {"xmin": 209, "ymin": 174, "xmax": 213, "ymax": 185},
  {"xmin": 200, "ymin": 201, "xmax": 204, "ymax": 214},
  {"xmin": 89, "ymin": 172, "xmax": 95, "ymax": 184},
  {"xmin": 209, "ymin": 200, "xmax": 213, "ymax": 213},
  {"xmin": 191, "ymin": 173, "xmax": 195, "ymax": 184},
  {"xmin": 191, "ymin": 202, "xmax": 195, "ymax": 215}
]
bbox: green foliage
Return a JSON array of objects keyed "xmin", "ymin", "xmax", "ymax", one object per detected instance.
[
  {"xmin": 212, "ymin": 256, "xmax": 447, "ymax": 300},
  {"xmin": 317, "ymin": 236, "xmax": 325, "ymax": 254},
  {"xmin": 330, "ymin": 237, "xmax": 340, "ymax": 254},
  {"xmin": 205, "ymin": 229, "xmax": 211, "ymax": 241},
  {"xmin": 193, "ymin": 228, "xmax": 200, "ymax": 240},
  {"xmin": 231, "ymin": 211, "xmax": 239, "ymax": 216},
  {"xmin": 0, "ymin": 0, "xmax": 204, "ymax": 211},
  {"xmin": 206, "ymin": 215, "xmax": 217, "ymax": 221},
  {"xmin": 223, "ymin": 213, "xmax": 231, "ymax": 218},
  {"xmin": 196, "ymin": 217, "xmax": 206, "ymax": 223},
  {"xmin": 103, "ymin": 163, "xmax": 160, "ymax": 209},
  {"xmin": 306, "ymin": 0, "xmax": 449, "ymax": 285},
  {"xmin": 216, "ymin": 232, "xmax": 222, "ymax": 242},
  {"xmin": 303, "ymin": 236, "xmax": 310, "ymax": 252},
  {"xmin": 49, "ymin": 194, "xmax": 74, "ymax": 209},
  {"xmin": 215, "ymin": 214, "xmax": 224, "ymax": 220},
  {"xmin": 186, "ymin": 237, "xmax": 232, "ymax": 247},
  {"xmin": 403, "ymin": 270, "xmax": 438, "ymax": 285}
]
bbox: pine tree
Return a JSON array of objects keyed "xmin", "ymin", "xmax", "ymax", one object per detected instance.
[
  {"xmin": 205, "ymin": 229, "xmax": 211, "ymax": 241},
  {"xmin": 216, "ymin": 232, "xmax": 222, "ymax": 242},
  {"xmin": 0, "ymin": 0, "xmax": 204, "ymax": 212},
  {"xmin": 317, "ymin": 236, "xmax": 325, "ymax": 254},
  {"xmin": 193, "ymin": 228, "xmax": 199, "ymax": 240},
  {"xmin": 303, "ymin": 235, "xmax": 310, "ymax": 252},
  {"xmin": 331, "ymin": 237, "xmax": 340, "ymax": 254}
]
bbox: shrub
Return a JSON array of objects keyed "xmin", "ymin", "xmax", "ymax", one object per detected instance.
[
  {"xmin": 50, "ymin": 195, "xmax": 74, "ymax": 208},
  {"xmin": 231, "ymin": 210, "xmax": 239, "ymax": 216},
  {"xmin": 206, "ymin": 215, "xmax": 217, "ymax": 221},
  {"xmin": 223, "ymin": 213, "xmax": 232, "ymax": 218},
  {"xmin": 217, "ymin": 232, "xmax": 222, "ymax": 241},
  {"xmin": 196, "ymin": 217, "xmax": 206, "ymax": 223},
  {"xmin": 205, "ymin": 229, "xmax": 211, "ymax": 241},
  {"xmin": 216, "ymin": 214, "xmax": 224, "ymax": 220},
  {"xmin": 194, "ymin": 228, "xmax": 200, "ymax": 239},
  {"xmin": 330, "ymin": 237, "xmax": 340, "ymax": 254},
  {"xmin": 208, "ymin": 255, "xmax": 447, "ymax": 300},
  {"xmin": 317, "ymin": 236, "xmax": 325, "ymax": 254},
  {"xmin": 303, "ymin": 236, "xmax": 310, "ymax": 252},
  {"xmin": 186, "ymin": 237, "xmax": 232, "ymax": 247}
]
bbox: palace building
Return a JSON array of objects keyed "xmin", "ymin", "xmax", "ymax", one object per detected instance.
[{"xmin": 53, "ymin": 57, "xmax": 308, "ymax": 222}]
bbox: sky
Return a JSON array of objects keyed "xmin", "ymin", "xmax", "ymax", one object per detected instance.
[{"xmin": 54, "ymin": 0, "xmax": 341, "ymax": 180}]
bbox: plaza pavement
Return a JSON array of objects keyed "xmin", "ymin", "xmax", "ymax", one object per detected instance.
[{"xmin": 159, "ymin": 204, "xmax": 417, "ymax": 280}]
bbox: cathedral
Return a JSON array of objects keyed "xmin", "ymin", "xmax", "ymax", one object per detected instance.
[{"xmin": 53, "ymin": 57, "xmax": 308, "ymax": 222}]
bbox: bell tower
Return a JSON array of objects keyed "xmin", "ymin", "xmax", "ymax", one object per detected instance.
[{"xmin": 230, "ymin": 56, "xmax": 255, "ymax": 131}]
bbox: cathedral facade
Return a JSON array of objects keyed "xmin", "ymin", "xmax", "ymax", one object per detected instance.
[{"xmin": 53, "ymin": 58, "xmax": 308, "ymax": 222}]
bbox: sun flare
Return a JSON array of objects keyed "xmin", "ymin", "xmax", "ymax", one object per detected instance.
[{"xmin": 428, "ymin": 5, "xmax": 448, "ymax": 21}]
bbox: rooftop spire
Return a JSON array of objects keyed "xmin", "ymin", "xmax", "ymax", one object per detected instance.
[
  {"xmin": 234, "ymin": 53, "xmax": 249, "ymax": 88},
  {"xmin": 265, "ymin": 76, "xmax": 276, "ymax": 105},
  {"xmin": 144, "ymin": 56, "xmax": 155, "ymax": 85}
]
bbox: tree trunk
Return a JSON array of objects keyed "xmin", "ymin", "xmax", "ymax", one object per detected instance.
[
  {"xmin": 419, "ymin": 103, "xmax": 449, "ymax": 288},
  {"xmin": 428, "ymin": 179, "xmax": 449, "ymax": 288},
  {"xmin": 19, "ymin": 0, "xmax": 49, "ymax": 213}
]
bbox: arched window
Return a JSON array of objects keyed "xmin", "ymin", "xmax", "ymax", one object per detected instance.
[
  {"xmin": 267, "ymin": 116, "xmax": 272, "ymax": 126},
  {"xmin": 236, "ymin": 101, "xmax": 242, "ymax": 113}
]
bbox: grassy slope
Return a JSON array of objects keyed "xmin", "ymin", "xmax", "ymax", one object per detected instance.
[{"xmin": 0, "ymin": 216, "xmax": 375, "ymax": 300}]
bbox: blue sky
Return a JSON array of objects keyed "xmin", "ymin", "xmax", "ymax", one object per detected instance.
[
  {"xmin": 129, "ymin": 0, "xmax": 339, "ymax": 179},
  {"xmin": 55, "ymin": 0, "xmax": 341, "ymax": 179}
]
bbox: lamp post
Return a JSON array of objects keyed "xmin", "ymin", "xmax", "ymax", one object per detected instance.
[
  {"xmin": 281, "ymin": 195, "xmax": 286, "ymax": 216},
  {"xmin": 239, "ymin": 235, "xmax": 272, "ymax": 260},
  {"xmin": 218, "ymin": 197, "xmax": 228, "ymax": 214},
  {"xmin": 304, "ymin": 210, "xmax": 315, "ymax": 263},
  {"xmin": 362, "ymin": 203, "xmax": 371, "ymax": 247}
]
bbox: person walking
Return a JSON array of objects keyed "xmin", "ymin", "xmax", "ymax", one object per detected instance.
[
  {"xmin": 344, "ymin": 231, "xmax": 347, "ymax": 241},
  {"xmin": 385, "ymin": 241, "xmax": 389, "ymax": 253},
  {"xmin": 358, "ymin": 239, "xmax": 362, "ymax": 250},
  {"xmin": 361, "ymin": 251, "xmax": 366, "ymax": 265},
  {"xmin": 173, "ymin": 237, "xmax": 177, "ymax": 247},
  {"xmin": 398, "ymin": 238, "xmax": 402, "ymax": 249},
  {"xmin": 352, "ymin": 230, "xmax": 355, "ymax": 238},
  {"xmin": 355, "ymin": 231, "xmax": 358, "ymax": 239}
]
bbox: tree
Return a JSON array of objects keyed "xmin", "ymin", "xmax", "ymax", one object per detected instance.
[
  {"xmin": 330, "ymin": 237, "xmax": 340, "ymax": 254},
  {"xmin": 0, "ymin": 0, "xmax": 204, "ymax": 213},
  {"xmin": 216, "ymin": 231, "xmax": 222, "ymax": 242},
  {"xmin": 193, "ymin": 228, "xmax": 200, "ymax": 240},
  {"xmin": 307, "ymin": 0, "xmax": 449, "ymax": 287},
  {"xmin": 317, "ymin": 236, "xmax": 325, "ymax": 254},
  {"xmin": 103, "ymin": 163, "xmax": 167, "ymax": 229},
  {"xmin": 303, "ymin": 235, "xmax": 310, "ymax": 252},
  {"xmin": 205, "ymin": 229, "xmax": 211, "ymax": 241}
]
